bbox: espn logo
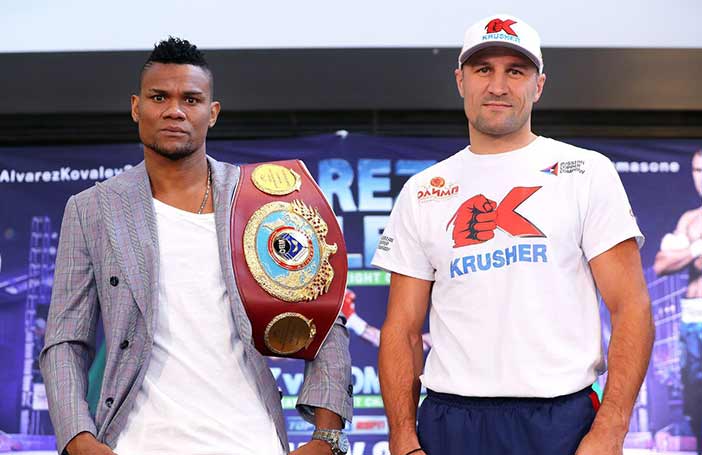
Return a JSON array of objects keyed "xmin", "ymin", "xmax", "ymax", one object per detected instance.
[{"xmin": 352, "ymin": 416, "xmax": 388, "ymax": 435}]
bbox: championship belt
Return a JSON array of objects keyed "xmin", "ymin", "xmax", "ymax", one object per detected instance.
[{"xmin": 230, "ymin": 160, "xmax": 348, "ymax": 360}]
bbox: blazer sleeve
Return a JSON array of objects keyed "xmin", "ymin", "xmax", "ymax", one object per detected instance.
[
  {"xmin": 296, "ymin": 315, "xmax": 353, "ymax": 424},
  {"xmin": 39, "ymin": 196, "xmax": 99, "ymax": 454}
]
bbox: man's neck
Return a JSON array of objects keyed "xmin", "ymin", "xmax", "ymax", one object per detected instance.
[
  {"xmin": 144, "ymin": 149, "xmax": 211, "ymax": 213},
  {"xmin": 467, "ymin": 126, "xmax": 538, "ymax": 155}
]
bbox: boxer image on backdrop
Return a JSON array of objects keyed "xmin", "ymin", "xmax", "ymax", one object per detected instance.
[
  {"xmin": 342, "ymin": 289, "xmax": 431, "ymax": 351},
  {"xmin": 654, "ymin": 149, "xmax": 702, "ymax": 455},
  {"xmin": 372, "ymin": 14, "xmax": 654, "ymax": 455},
  {"xmin": 40, "ymin": 37, "xmax": 352, "ymax": 455}
]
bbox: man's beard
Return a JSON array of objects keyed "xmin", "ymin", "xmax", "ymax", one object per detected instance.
[
  {"xmin": 472, "ymin": 112, "xmax": 526, "ymax": 136},
  {"xmin": 144, "ymin": 140, "xmax": 197, "ymax": 161},
  {"xmin": 471, "ymin": 101, "xmax": 529, "ymax": 137}
]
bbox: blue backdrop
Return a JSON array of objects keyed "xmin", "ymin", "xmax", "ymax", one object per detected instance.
[{"xmin": 0, "ymin": 134, "xmax": 700, "ymax": 454}]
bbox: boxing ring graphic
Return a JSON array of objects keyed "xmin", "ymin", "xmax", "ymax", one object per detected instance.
[{"xmin": 0, "ymin": 216, "xmax": 57, "ymax": 452}]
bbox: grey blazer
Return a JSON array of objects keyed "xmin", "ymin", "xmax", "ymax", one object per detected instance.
[{"xmin": 40, "ymin": 157, "xmax": 353, "ymax": 455}]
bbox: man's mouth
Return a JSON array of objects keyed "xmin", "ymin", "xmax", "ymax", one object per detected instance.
[
  {"xmin": 160, "ymin": 127, "xmax": 189, "ymax": 135},
  {"xmin": 482, "ymin": 102, "xmax": 512, "ymax": 109}
]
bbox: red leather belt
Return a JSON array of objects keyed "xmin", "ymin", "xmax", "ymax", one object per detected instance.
[{"xmin": 230, "ymin": 160, "xmax": 348, "ymax": 360}]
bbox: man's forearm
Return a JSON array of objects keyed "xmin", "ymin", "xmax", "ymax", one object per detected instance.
[
  {"xmin": 378, "ymin": 324, "xmax": 425, "ymax": 453},
  {"xmin": 594, "ymin": 301, "xmax": 654, "ymax": 435},
  {"xmin": 314, "ymin": 408, "xmax": 343, "ymax": 430}
]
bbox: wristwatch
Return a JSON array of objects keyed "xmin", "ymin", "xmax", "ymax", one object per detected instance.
[{"xmin": 311, "ymin": 429, "xmax": 349, "ymax": 455}]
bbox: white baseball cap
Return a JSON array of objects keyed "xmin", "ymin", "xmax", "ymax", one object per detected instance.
[{"xmin": 458, "ymin": 14, "xmax": 544, "ymax": 73}]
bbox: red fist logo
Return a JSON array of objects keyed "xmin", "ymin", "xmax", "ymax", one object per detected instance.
[
  {"xmin": 446, "ymin": 194, "xmax": 497, "ymax": 247},
  {"xmin": 446, "ymin": 187, "xmax": 546, "ymax": 249}
]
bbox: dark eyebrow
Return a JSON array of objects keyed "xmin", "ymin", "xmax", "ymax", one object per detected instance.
[
  {"xmin": 508, "ymin": 63, "xmax": 532, "ymax": 70},
  {"xmin": 144, "ymin": 88, "xmax": 205, "ymax": 96},
  {"xmin": 467, "ymin": 59, "xmax": 492, "ymax": 68}
]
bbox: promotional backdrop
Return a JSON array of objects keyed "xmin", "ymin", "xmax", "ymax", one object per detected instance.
[{"xmin": 0, "ymin": 134, "xmax": 700, "ymax": 454}]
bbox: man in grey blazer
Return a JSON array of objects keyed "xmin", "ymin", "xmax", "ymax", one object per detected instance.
[{"xmin": 40, "ymin": 37, "xmax": 352, "ymax": 455}]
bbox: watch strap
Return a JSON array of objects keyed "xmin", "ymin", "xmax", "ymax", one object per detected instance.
[{"xmin": 312, "ymin": 429, "xmax": 346, "ymax": 455}]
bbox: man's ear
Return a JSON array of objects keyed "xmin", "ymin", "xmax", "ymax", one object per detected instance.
[
  {"xmin": 533, "ymin": 73, "xmax": 546, "ymax": 103},
  {"xmin": 209, "ymin": 101, "xmax": 221, "ymax": 128},
  {"xmin": 131, "ymin": 94, "xmax": 140, "ymax": 123},
  {"xmin": 455, "ymin": 67, "xmax": 465, "ymax": 99}
]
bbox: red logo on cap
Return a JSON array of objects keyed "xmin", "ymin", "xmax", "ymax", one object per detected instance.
[{"xmin": 485, "ymin": 19, "xmax": 518, "ymax": 36}]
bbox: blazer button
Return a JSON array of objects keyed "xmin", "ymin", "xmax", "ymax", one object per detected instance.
[
  {"xmin": 119, "ymin": 340, "xmax": 129, "ymax": 350},
  {"xmin": 105, "ymin": 397, "xmax": 114, "ymax": 408},
  {"xmin": 347, "ymin": 384, "xmax": 354, "ymax": 397},
  {"xmin": 110, "ymin": 276, "xmax": 119, "ymax": 287}
]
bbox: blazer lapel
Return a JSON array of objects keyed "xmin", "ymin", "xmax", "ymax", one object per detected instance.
[
  {"xmin": 96, "ymin": 162, "xmax": 159, "ymax": 336},
  {"xmin": 209, "ymin": 156, "xmax": 254, "ymax": 345}
]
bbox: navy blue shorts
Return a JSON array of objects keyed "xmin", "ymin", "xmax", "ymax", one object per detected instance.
[{"xmin": 417, "ymin": 386, "xmax": 599, "ymax": 455}]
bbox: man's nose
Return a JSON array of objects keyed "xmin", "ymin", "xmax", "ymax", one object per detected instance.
[
  {"xmin": 162, "ymin": 100, "xmax": 186, "ymax": 119},
  {"xmin": 487, "ymin": 73, "xmax": 509, "ymax": 96}
]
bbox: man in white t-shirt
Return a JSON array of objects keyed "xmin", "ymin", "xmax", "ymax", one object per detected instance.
[
  {"xmin": 372, "ymin": 14, "xmax": 653, "ymax": 455},
  {"xmin": 41, "ymin": 38, "xmax": 351, "ymax": 455}
]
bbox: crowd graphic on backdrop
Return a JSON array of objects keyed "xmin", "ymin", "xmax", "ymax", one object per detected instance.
[{"xmin": 0, "ymin": 135, "xmax": 701, "ymax": 454}]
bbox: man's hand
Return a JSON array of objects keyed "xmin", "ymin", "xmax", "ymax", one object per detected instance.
[
  {"xmin": 388, "ymin": 428, "xmax": 426, "ymax": 455},
  {"xmin": 574, "ymin": 426, "xmax": 625, "ymax": 455},
  {"xmin": 66, "ymin": 432, "xmax": 116, "ymax": 455},
  {"xmin": 448, "ymin": 194, "xmax": 497, "ymax": 247},
  {"xmin": 341, "ymin": 290, "xmax": 356, "ymax": 318},
  {"xmin": 290, "ymin": 439, "xmax": 333, "ymax": 455}
]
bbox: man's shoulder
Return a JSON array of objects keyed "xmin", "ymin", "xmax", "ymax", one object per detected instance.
[
  {"xmin": 70, "ymin": 184, "xmax": 99, "ymax": 210},
  {"xmin": 537, "ymin": 138, "xmax": 618, "ymax": 180},
  {"xmin": 71, "ymin": 162, "xmax": 144, "ymax": 210},
  {"xmin": 539, "ymin": 137, "xmax": 610, "ymax": 163},
  {"xmin": 208, "ymin": 156, "xmax": 240, "ymax": 186}
]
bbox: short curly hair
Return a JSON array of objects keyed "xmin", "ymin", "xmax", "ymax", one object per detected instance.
[{"xmin": 139, "ymin": 37, "xmax": 213, "ymax": 94}]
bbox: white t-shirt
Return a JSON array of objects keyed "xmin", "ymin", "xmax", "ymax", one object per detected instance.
[
  {"xmin": 113, "ymin": 199, "xmax": 284, "ymax": 455},
  {"xmin": 371, "ymin": 137, "xmax": 644, "ymax": 398}
]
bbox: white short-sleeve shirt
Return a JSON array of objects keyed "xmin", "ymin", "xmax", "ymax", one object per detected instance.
[{"xmin": 372, "ymin": 137, "xmax": 644, "ymax": 398}]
